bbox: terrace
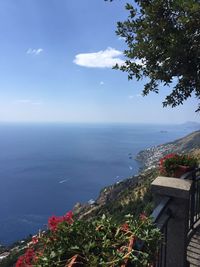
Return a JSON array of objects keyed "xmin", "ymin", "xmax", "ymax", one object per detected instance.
[{"xmin": 151, "ymin": 168, "xmax": 200, "ymax": 267}]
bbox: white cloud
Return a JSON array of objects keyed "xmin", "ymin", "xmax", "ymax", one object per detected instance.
[
  {"xmin": 100, "ymin": 81, "xmax": 104, "ymax": 85},
  {"xmin": 73, "ymin": 47, "xmax": 124, "ymax": 68},
  {"xmin": 135, "ymin": 59, "xmax": 146, "ymax": 66},
  {"xmin": 118, "ymin": 36, "xmax": 126, "ymax": 41},
  {"xmin": 26, "ymin": 48, "xmax": 43, "ymax": 55}
]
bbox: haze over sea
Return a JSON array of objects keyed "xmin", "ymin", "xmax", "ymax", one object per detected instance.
[{"xmin": 0, "ymin": 123, "xmax": 196, "ymax": 245}]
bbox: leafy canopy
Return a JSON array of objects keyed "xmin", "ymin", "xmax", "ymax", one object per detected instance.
[{"xmin": 108, "ymin": 0, "xmax": 200, "ymax": 110}]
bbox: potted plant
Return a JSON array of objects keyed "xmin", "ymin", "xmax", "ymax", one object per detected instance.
[{"xmin": 159, "ymin": 153, "xmax": 198, "ymax": 178}]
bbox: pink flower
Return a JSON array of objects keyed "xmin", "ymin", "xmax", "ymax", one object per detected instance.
[{"xmin": 140, "ymin": 213, "xmax": 148, "ymax": 221}]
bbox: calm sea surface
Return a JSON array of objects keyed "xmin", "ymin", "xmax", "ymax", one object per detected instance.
[{"xmin": 0, "ymin": 123, "xmax": 194, "ymax": 245}]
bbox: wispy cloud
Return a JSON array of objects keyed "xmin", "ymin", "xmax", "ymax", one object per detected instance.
[
  {"xmin": 17, "ymin": 99, "xmax": 32, "ymax": 103},
  {"xmin": 73, "ymin": 47, "xmax": 124, "ymax": 68},
  {"xmin": 32, "ymin": 101, "xmax": 42, "ymax": 105},
  {"xmin": 26, "ymin": 48, "xmax": 43, "ymax": 56},
  {"xmin": 16, "ymin": 99, "xmax": 42, "ymax": 105},
  {"xmin": 128, "ymin": 94, "xmax": 142, "ymax": 100},
  {"xmin": 100, "ymin": 81, "xmax": 104, "ymax": 85},
  {"xmin": 136, "ymin": 93, "xmax": 142, "ymax": 97}
]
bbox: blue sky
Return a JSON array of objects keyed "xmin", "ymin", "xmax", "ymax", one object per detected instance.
[{"xmin": 0, "ymin": 0, "xmax": 199, "ymax": 124}]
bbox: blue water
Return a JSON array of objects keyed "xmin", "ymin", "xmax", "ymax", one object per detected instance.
[{"xmin": 0, "ymin": 123, "xmax": 194, "ymax": 245}]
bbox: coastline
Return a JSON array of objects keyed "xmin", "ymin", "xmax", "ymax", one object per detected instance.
[
  {"xmin": 136, "ymin": 130, "xmax": 200, "ymax": 170},
  {"xmin": 74, "ymin": 130, "xmax": 200, "ymax": 219},
  {"xmin": 1, "ymin": 130, "xmax": 200, "ymax": 265}
]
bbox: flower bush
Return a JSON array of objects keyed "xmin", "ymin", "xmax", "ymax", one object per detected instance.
[
  {"xmin": 159, "ymin": 153, "xmax": 198, "ymax": 177},
  {"xmin": 16, "ymin": 212, "xmax": 161, "ymax": 267}
]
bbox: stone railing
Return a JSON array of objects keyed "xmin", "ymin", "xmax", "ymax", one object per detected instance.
[{"xmin": 151, "ymin": 168, "xmax": 200, "ymax": 267}]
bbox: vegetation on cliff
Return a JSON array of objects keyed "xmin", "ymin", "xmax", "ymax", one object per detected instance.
[
  {"xmin": 1, "ymin": 130, "xmax": 200, "ymax": 266},
  {"xmin": 74, "ymin": 168, "xmax": 157, "ymax": 223}
]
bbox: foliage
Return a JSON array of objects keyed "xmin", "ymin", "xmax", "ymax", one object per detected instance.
[
  {"xmin": 159, "ymin": 153, "xmax": 198, "ymax": 176},
  {"xmin": 0, "ymin": 236, "xmax": 33, "ymax": 267},
  {"xmin": 16, "ymin": 212, "xmax": 161, "ymax": 267},
  {"xmin": 1, "ymin": 170, "xmax": 158, "ymax": 267},
  {"xmin": 109, "ymin": 0, "xmax": 200, "ymax": 110},
  {"xmin": 0, "ymin": 251, "xmax": 24, "ymax": 267},
  {"xmin": 83, "ymin": 169, "xmax": 158, "ymax": 223},
  {"xmin": 98, "ymin": 180, "xmax": 154, "ymax": 222}
]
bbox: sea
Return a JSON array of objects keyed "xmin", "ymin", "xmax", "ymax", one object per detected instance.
[{"xmin": 0, "ymin": 123, "xmax": 197, "ymax": 245}]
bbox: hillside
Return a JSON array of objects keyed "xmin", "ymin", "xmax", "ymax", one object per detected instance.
[
  {"xmin": 73, "ymin": 168, "xmax": 157, "ymax": 222},
  {"xmin": 1, "ymin": 130, "xmax": 200, "ymax": 266},
  {"xmin": 170, "ymin": 130, "xmax": 200, "ymax": 151},
  {"xmin": 73, "ymin": 130, "xmax": 200, "ymax": 221},
  {"xmin": 136, "ymin": 130, "xmax": 200, "ymax": 170}
]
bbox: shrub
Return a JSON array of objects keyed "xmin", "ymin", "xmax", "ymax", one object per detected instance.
[{"xmin": 16, "ymin": 212, "xmax": 161, "ymax": 267}]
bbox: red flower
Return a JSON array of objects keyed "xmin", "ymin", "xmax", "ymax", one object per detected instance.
[
  {"xmin": 32, "ymin": 236, "xmax": 38, "ymax": 244},
  {"xmin": 48, "ymin": 211, "xmax": 74, "ymax": 231},
  {"xmin": 63, "ymin": 211, "xmax": 73, "ymax": 224},
  {"xmin": 16, "ymin": 248, "xmax": 35, "ymax": 267},
  {"xmin": 165, "ymin": 153, "xmax": 176, "ymax": 159},
  {"xmin": 140, "ymin": 213, "xmax": 148, "ymax": 221},
  {"xmin": 16, "ymin": 256, "xmax": 24, "ymax": 267},
  {"xmin": 121, "ymin": 223, "xmax": 129, "ymax": 232},
  {"xmin": 48, "ymin": 215, "xmax": 62, "ymax": 231},
  {"xmin": 24, "ymin": 248, "xmax": 34, "ymax": 264}
]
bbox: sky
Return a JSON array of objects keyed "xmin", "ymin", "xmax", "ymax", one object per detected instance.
[{"xmin": 0, "ymin": 0, "xmax": 199, "ymax": 124}]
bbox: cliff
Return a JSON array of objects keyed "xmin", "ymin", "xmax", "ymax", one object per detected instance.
[
  {"xmin": 1, "ymin": 130, "xmax": 200, "ymax": 266},
  {"xmin": 73, "ymin": 130, "xmax": 200, "ymax": 221},
  {"xmin": 73, "ymin": 168, "xmax": 157, "ymax": 222}
]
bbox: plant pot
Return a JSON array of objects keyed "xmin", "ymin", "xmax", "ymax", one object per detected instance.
[{"xmin": 174, "ymin": 165, "xmax": 193, "ymax": 178}]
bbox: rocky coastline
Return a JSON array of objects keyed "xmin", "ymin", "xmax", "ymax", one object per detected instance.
[
  {"xmin": 1, "ymin": 130, "xmax": 200, "ymax": 266},
  {"xmin": 74, "ymin": 130, "xmax": 200, "ymax": 219}
]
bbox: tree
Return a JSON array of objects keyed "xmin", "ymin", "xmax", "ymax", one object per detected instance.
[{"xmin": 110, "ymin": 0, "xmax": 200, "ymax": 111}]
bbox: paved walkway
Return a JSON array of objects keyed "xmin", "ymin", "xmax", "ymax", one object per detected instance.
[{"xmin": 187, "ymin": 226, "xmax": 200, "ymax": 266}]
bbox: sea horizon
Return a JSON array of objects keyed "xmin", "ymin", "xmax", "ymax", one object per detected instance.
[{"xmin": 0, "ymin": 122, "xmax": 198, "ymax": 245}]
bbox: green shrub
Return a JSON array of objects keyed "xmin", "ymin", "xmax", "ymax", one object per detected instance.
[{"xmin": 16, "ymin": 212, "xmax": 161, "ymax": 267}]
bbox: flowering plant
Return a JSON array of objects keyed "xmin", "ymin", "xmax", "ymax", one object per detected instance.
[
  {"xmin": 159, "ymin": 153, "xmax": 198, "ymax": 177},
  {"xmin": 16, "ymin": 212, "xmax": 161, "ymax": 267}
]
